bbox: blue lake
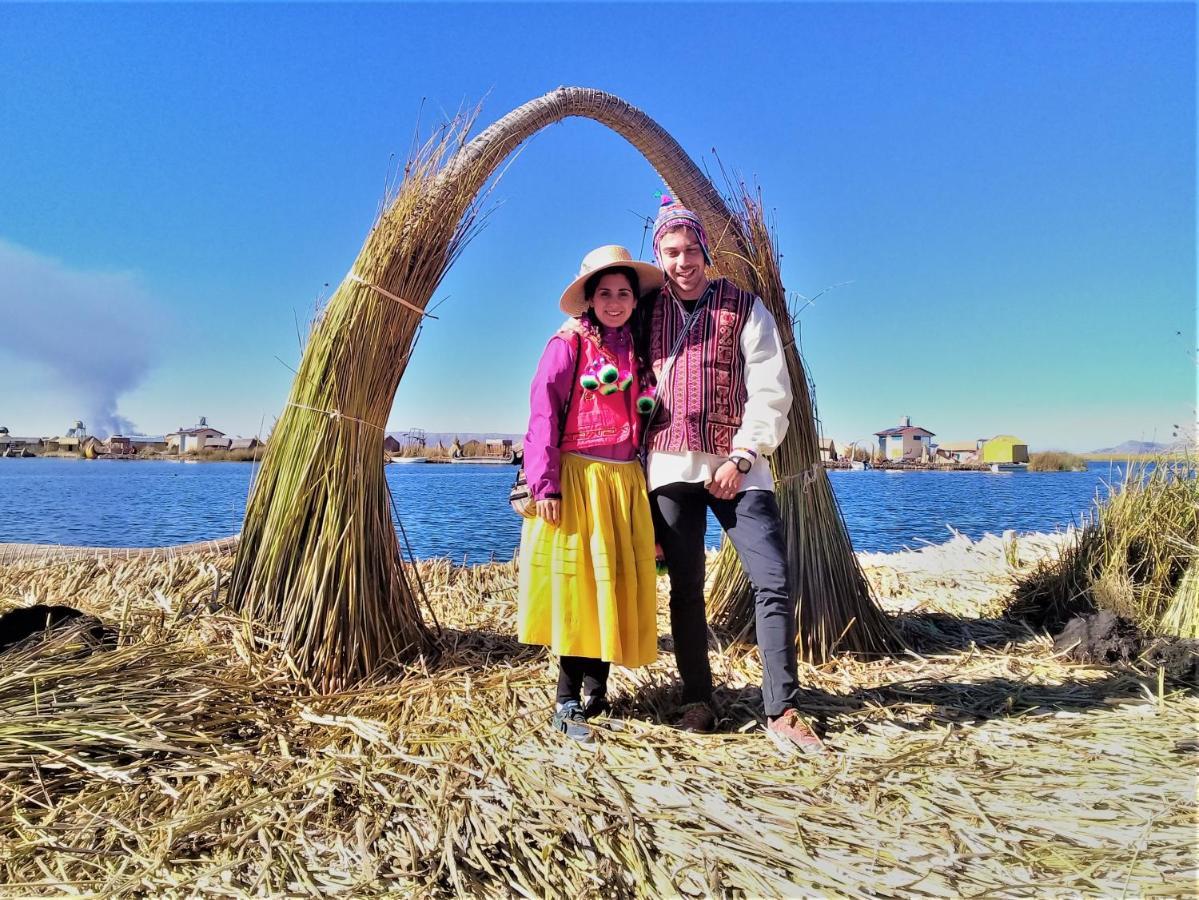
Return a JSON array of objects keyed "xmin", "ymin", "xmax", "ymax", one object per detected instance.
[{"xmin": 0, "ymin": 457, "xmax": 1129, "ymax": 560}]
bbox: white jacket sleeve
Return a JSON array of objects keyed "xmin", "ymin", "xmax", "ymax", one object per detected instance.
[{"xmin": 731, "ymin": 297, "xmax": 793, "ymax": 456}]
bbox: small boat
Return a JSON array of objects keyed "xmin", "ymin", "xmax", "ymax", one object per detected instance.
[
  {"xmin": 989, "ymin": 463, "xmax": 1026, "ymax": 473},
  {"xmin": 849, "ymin": 460, "xmax": 867, "ymax": 471},
  {"xmin": 449, "ymin": 437, "xmax": 518, "ymax": 465},
  {"xmin": 390, "ymin": 456, "xmax": 428, "ymax": 464},
  {"xmin": 449, "ymin": 453, "xmax": 515, "ymax": 465}
]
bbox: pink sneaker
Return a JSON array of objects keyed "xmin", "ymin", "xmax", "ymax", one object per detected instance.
[{"xmin": 766, "ymin": 709, "xmax": 825, "ymax": 754}]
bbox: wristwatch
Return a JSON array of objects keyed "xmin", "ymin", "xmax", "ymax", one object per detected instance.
[{"xmin": 730, "ymin": 455, "xmax": 753, "ymax": 475}]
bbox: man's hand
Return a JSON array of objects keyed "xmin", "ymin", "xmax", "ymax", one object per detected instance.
[
  {"xmin": 706, "ymin": 461, "xmax": 744, "ymax": 501},
  {"xmin": 536, "ymin": 498, "xmax": 561, "ymax": 525}
]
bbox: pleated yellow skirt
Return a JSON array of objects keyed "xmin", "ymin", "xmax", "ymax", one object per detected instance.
[{"xmin": 517, "ymin": 453, "xmax": 658, "ymax": 668}]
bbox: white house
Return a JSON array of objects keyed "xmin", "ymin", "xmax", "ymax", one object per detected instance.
[
  {"xmin": 167, "ymin": 417, "xmax": 227, "ymax": 453},
  {"xmin": 874, "ymin": 416, "xmax": 936, "ymax": 461}
]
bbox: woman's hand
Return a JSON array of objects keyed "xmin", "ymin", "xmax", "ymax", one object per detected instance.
[
  {"xmin": 536, "ymin": 498, "xmax": 561, "ymax": 525},
  {"xmin": 706, "ymin": 461, "xmax": 744, "ymax": 501}
]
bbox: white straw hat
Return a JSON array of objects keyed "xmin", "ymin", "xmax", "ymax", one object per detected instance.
[{"xmin": 558, "ymin": 245, "xmax": 664, "ymax": 316}]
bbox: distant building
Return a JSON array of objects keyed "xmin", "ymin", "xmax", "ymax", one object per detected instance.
[
  {"xmin": 0, "ymin": 428, "xmax": 43, "ymax": 451},
  {"xmin": 874, "ymin": 416, "xmax": 936, "ymax": 461},
  {"xmin": 106, "ymin": 435, "xmax": 134, "ymax": 454},
  {"xmin": 229, "ymin": 437, "xmax": 263, "ymax": 451},
  {"xmin": 818, "ymin": 438, "xmax": 838, "ymax": 462},
  {"xmin": 936, "ymin": 440, "xmax": 983, "ymax": 463},
  {"xmin": 46, "ymin": 435, "xmax": 82, "ymax": 452},
  {"xmin": 204, "ymin": 436, "xmax": 232, "ymax": 451},
  {"xmin": 167, "ymin": 416, "xmax": 227, "ymax": 453},
  {"xmin": 981, "ymin": 435, "xmax": 1030, "ymax": 464},
  {"xmin": 45, "ymin": 420, "xmax": 90, "ymax": 453},
  {"xmin": 128, "ymin": 435, "xmax": 168, "ymax": 451},
  {"xmin": 383, "ymin": 436, "xmax": 402, "ymax": 454}
]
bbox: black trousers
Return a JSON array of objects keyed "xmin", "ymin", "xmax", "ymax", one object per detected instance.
[
  {"xmin": 650, "ymin": 483, "xmax": 798, "ymax": 718},
  {"xmin": 556, "ymin": 656, "xmax": 610, "ymax": 706}
]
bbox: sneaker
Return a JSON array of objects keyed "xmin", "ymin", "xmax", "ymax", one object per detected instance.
[
  {"xmin": 675, "ymin": 702, "xmax": 717, "ymax": 733},
  {"xmin": 552, "ymin": 701, "xmax": 594, "ymax": 743},
  {"xmin": 766, "ymin": 709, "xmax": 824, "ymax": 754},
  {"xmin": 580, "ymin": 694, "xmax": 610, "ymax": 720}
]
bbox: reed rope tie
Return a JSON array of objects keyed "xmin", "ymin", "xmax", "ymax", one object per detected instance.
[
  {"xmin": 779, "ymin": 461, "xmax": 825, "ymax": 492},
  {"xmin": 286, "ymin": 402, "xmax": 384, "ymax": 433},
  {"xmin": 346, "ymin": 273, "xmax": 437, "ymax": 319}
]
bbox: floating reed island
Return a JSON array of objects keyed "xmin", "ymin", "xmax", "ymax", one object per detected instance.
[{"xmin": 1, "ymin": 515, "xmax": 1196, "ymax": 897}]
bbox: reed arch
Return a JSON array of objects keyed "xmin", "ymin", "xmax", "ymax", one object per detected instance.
[{"xmin": 229, "ymin": 87, "xmax": 894, "ymax": 690}]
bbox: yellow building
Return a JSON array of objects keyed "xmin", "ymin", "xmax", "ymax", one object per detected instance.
[{"xmin": 981, "ymin": 435, "xmax": 1030, "ymax": 464}]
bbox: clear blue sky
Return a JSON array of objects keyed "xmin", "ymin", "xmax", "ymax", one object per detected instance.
[{"xmin": 1, "ymin": 2, "xmax": 1193, "ymax": 452}]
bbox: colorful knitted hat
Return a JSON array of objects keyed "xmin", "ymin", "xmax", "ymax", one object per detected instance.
[{"xmin": 652, "ymin": 195, "xmax": 712, "ymax": 266}]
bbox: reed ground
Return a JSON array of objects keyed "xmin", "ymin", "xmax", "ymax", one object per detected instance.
[{"xmin": 1, "ymin": 532, "xmax": 1195, "ymax": 897}]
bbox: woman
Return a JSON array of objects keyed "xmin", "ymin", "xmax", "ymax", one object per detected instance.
[{"xmin": 518, "ymin": 245, "xmax": 662, "ymax": 743}]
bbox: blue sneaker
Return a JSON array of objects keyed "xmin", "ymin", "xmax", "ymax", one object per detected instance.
[{"xmin": 552, "ymin": 700, "xmax": 594, "ymax": 743}]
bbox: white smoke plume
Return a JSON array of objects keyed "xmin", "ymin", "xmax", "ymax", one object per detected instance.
[{"xmin": 0, "ymin": 238, "xmax": 159, "ymax": 436}]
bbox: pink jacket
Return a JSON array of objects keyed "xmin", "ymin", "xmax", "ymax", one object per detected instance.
[{"xmin": 523, "ymin": 320, "xmax": 639, "ymax": 500}]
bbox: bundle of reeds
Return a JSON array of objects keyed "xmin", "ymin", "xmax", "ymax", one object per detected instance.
[
  {"xmin": 1012, "ymin": 457, "xmax": 1199, "ymax": 637},
  {"xmin": 706, "ymin": 189, "xmax": 898, "ymax": 661},
  {"xmin": 228, "ymin": 119, "xmax": 490, "ymax": 690}
]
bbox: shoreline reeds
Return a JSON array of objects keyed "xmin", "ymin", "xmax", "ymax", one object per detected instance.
[
  {"xmin": 1028, "ymin": 451, "xmax": 1088, "ymax": 472},
  {"xmin": 1012, "ymin": 456, "xmax": 1199, "ymax": 637}
]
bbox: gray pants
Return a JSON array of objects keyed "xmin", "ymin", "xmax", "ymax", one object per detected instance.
[{"xmin": 649, "ymin": 483, "xmax": 799, "ymax": 718}]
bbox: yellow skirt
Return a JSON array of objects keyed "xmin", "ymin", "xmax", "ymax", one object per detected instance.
[{"xmin": 517, "ymin": 453, "xmax": 658, "ymax": 668}]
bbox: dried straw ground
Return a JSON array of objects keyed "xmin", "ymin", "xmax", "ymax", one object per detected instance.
[{"xmin": 2, "ymin": 532, "xmax": 1195, "ymax": 898}]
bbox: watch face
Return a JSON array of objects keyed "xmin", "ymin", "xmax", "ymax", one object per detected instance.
[{"xmin": 736, "ymin": 457, "xmax": 752, "ymax": 474}]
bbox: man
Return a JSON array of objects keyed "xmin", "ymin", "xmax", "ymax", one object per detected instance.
[{"xmin": 642, "ymin": 196, "xmax": 821, "ymax": 752}]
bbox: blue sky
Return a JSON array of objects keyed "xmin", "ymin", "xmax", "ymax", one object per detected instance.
[{"xmin": 0, "ymin": 2, "xmax": 1193, "ymax": 452}]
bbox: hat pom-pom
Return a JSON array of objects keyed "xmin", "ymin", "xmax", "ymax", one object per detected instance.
[{"xmin": 659, "ymin": 194, "xmax": 674, "ymax": 208}]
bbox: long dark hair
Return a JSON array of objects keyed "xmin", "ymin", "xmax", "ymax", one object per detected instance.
[{"xmin": 581, "ymin": 265, "xmax": 654, "ymax": 388}]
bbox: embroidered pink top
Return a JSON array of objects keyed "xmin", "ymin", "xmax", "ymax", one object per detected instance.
[{"xmin": 524, "ymin": 323, "xmax": 639, "ymax": 500}]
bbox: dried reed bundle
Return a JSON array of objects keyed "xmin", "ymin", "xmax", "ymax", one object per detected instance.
[
  {"xmin": 1012, "ymin": 457, "xmax": 1199, "ymax": 637},
  {"xmin": 706, "ymin": 189, "xmax": 897, "ymax": 661},
  {"xmin": 228, "ymin": 117, "xmax": 491, "ymax": 690}
]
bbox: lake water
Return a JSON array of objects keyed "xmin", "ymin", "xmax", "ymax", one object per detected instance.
[{"xmin": 0, "ymin": 458, "xmax": 1129, "ymax": 560}]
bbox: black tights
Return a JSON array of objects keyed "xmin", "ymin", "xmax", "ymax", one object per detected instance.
[{"xmin": 556, "ymin": 656, "xmax": 610, "ymax": 706}]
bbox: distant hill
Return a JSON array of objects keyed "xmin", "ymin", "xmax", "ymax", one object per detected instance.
[{"xmin": 1089, "ymin": 440, "xmax": 1169, "ymax": 455}]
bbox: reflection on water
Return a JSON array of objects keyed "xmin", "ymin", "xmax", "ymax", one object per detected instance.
[{"xmin": 0, "ymin": 457, "xmax": 1128, "ymax": 558}]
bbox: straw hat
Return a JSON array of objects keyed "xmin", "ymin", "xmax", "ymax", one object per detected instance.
[{"xmin": 558, "ymin": 245, "xmax": 663, "ymax": 316}]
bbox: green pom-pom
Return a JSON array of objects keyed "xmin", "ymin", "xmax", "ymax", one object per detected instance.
[
  {"xmin": 618, "ymin": 373, "xmax": 634, "ymax": 391},
  {"xmin": 637, "ymin": 395, "xmax": 655, "ymax": 414},
  {"xmin": 598, "ymin": 363, "xmax": 619, "ymax": 384},
  {"xmin": 600, "ymin": 383, "xmax": 619, "ymax": 395},
  {"xmin": 580, "ymin": 374, "xmax": 600, "ymax": 391}
]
